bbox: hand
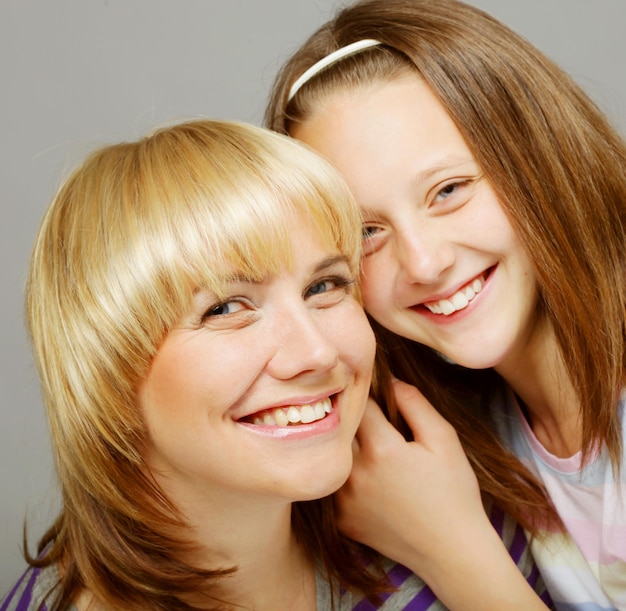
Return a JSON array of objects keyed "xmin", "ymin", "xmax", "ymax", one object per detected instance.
[
  {"xmin": 336, "ymin": 380, "xmax": 484, "ymax": 571},
  {"xmin": 336, "ymin": 380, "xmax": 550, "ymax": 610}
]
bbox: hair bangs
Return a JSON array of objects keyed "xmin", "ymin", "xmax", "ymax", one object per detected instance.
[{"xmin": 133, "ymin": 121, "xmax": 363, "ymax": 307}]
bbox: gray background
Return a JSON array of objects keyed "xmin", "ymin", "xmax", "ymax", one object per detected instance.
[{"xmin": 1, "ymin": 0, "xmax": 625, "ymax": 594}]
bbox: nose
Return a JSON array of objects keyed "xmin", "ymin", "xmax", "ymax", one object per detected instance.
[
  {"xmin": 395, "ymin": 224, "xmax": 455, "ymax": 285},
  {"xmin": 265, "ymin": 304, "xmax": 339, "ymax": 380}
]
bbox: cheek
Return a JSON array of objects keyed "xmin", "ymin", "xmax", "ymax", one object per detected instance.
[
  {"xmin": 138, "ymin": 338, "xmax": 247, "ymax": 436},
  {"xmin": 335, "ymin": 302, "xmax": 377, "ymax": 375},
  {"xmin": 360, "ymin": 257, "xmax": 397, "ymax": 321},
  {"xmin": 357, "ymin": 317, "xmax": 377, "ymax": 371}
]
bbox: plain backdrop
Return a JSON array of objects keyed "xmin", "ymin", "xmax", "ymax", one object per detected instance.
[{"xmin": 1, "ymin": 0, "xmax": 625, "ymax": 594}]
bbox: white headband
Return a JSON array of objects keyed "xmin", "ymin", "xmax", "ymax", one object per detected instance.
[{"xmin": 287, "ymin": 39, "xmax": 382, "ymax": 102}]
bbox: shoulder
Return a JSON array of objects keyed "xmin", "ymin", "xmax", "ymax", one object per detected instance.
[{"xmin": 1, "ymin": 563, "xmax": 75, "ymax": 611}]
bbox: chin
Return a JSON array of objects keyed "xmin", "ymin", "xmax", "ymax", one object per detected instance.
[
  {"xmin": 444, "ymin": 350, "xmax": 507, "ymax": 370},
  {"xmin": 293, "ymin": 459, "xmax": 353, "ymax": 502}
]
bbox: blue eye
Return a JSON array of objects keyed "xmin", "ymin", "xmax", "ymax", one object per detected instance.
[
  {"xmin": 305, "ymin": 276, "xmax": 353, "ymax": 299},
  {"xmin": 307, "ymin": 279, "xmax": 334, "ymax": 296},
  {"xmin": 434, "ymin": 180, "xmax": 470, "ymax": 203},
  {"xmin": 441, "ymin": 183, "xmax": 458, "ymax": 196}
]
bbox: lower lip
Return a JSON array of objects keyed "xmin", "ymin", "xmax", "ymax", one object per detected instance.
[
  {"xmin": 416, "ymin": 267, "xmax": 494, "ymax": 324},
  {"xmin": 236, "ymin": 403, "xmax": 341, "ymax": 440}
]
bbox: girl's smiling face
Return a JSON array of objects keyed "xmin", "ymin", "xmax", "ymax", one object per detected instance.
[
  {"xmin": 138, "ymin": 215, "xmax": 375, "ymax": 509},
  {"xmin": 293, "ymin": 75, "xmax": 540, "ymax": 372}
]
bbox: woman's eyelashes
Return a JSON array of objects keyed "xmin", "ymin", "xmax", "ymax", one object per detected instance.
[
  {"xmin": 431, "ymin": 178, "xmax": 475, "ymax": 207},
  {"xmin": 198, "ymin": 274, "xmax": 355, "ymax": 323},
  {"xmin": 198, "ymin": 297, "xmax": 255, "ymax": 329},
  {"xmin": 362, "ymin": 224, "xmax": 386, "ymax": 256},
  {"xmin": 205, "ymin": 299, "xmax": 249, "ymax": 318},
  {"xmin": 362, "ymin": 225, "xmax": 383, "ymax": 240},
  {"xmin": 305, "ymin": 275, "xmax": 355, "ymax": 303}
]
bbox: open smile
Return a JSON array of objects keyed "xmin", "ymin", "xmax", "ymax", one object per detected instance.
[
  {"xmin": 423, "ymin": 269, "xmax": 492, "ymax": 316},
  {"xmin": 240, "ymin": 396, "xmax": 333, "ymax": 427}
]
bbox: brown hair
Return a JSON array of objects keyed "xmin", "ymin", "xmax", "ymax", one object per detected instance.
[
  {"xmin": 26, "ymin": 119, "xmax": 389, "ymax": 609},
  {"xmin": 266, "ymin": 0, "xmax": 626, "ymax": 532}
]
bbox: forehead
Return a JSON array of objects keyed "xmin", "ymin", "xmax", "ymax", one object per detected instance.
[
  {"xmin": 291, "ymin": 75, "xmax": 474, "ymax": 200},
  {"xmin": 294, "ymin": 74, "xmax": 464, "ymax": 149}
]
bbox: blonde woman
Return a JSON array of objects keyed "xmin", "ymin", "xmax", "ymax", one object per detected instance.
[{"xmin": 3, "ymin": 120, "xmax": 381, "ymax": 610}]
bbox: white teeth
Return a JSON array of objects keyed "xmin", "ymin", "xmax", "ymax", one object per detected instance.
[
  {"xmin": 440, "ymin": 299, "xmax": 456, "ymax": 315},
  {"xmin": 429, "ymin": 302, "xmax": 443, "ymax": 314},
  {"xmin": 300, "ymin": 405, "xmax": 316, "ymax": 424},
  {"xmin": 248, "ymin": 397, "xmax": 332, "ymax": 427},
  {"xmin": 287, "ymin": 406, "xmax": 302, "ymax": 423},
  {"xmin": 273, "ymin": 408, "xmax": 289, "ymax": 426},
  {"xmin": 451, "ymin": 292, "xmax": 469, "ymax": 310},
  {"xmin": 424, "ymin": 276, "xmax": 484, "ymax": 316}
]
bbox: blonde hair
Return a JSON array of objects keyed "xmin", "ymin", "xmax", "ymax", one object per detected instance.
[
  {"xmin": 26, "ymin": 119, "xmax": 383, "ymax": 609},
  {"xmin": 266, "ymin": 0, "xmax": 626, "ymax": 531}
]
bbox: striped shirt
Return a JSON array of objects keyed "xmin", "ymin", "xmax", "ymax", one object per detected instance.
[
  {"xmin": 2, "ymin": 507, "xmax": 550, "ymax": 610},
  {"xmin": 0, "ymin": 564, "xmax": 75, "ymax": 611},
  {"xmin": 317, "ymin": 505, "xmax": 552, "ymax": 609}
]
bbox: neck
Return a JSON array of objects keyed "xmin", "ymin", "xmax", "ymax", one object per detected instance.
[
  {"xmin": 72, "ymin": 497, "xmax": 317, "ymax": 611},
  {"xmin": 179, "ymin": 491, "xmax": 317, "ymax": 610},
  {"xmin": 496, "ymin": 319, "xmax": 582, "ymax": 457}
]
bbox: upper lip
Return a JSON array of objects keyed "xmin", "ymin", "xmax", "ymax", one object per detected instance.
[
  {"xmin": 232, "ymin": 389, "xmax": 341, "ymax": 421},
  {"xmin": 420, "ymin": 271, "xmax": 486, "ymax": 305}
]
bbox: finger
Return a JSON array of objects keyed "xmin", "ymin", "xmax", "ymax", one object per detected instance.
[
  {"xmin": 392, "ymin": 379, "xmax": 455, "ymax": 441},
  {"xmin": 354, "ymin": 396, "xmax": 404, "ymax": 451}
]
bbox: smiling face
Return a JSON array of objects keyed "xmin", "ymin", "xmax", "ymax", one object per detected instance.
[
  {"xmin": 293, "ymin": 75, "xmax": 540, "ymax": 372},
  {"xmin": 138, "ymin": 215, "xmax": 375, "ymax": 509}
]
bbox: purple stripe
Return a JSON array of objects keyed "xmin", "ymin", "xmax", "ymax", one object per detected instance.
[
  {"xmin": 15, "ymin": 567, "xmax": 40, "ymax": 611},
  {"xmin": 387, "ymin": 563, "xmax": 437, "ymax": 610},
  {"xmin": 352, "ymin": 563, "xmax": 414, "ymax": 611},
  {"xmin": 489, "ymin": 504, "xmax": 505, "ymax": 536},
  {"xmin": 520, "ymin": 557, "xmax": 555, "ymax": 608},
  {"xmin": 387, "ymin": 562, "xmax": 413, "ymax": 586},
  {"xmin": 525, "ymin": 558, "xmax": 541, "ymax": 587},
  {"xmin": 404, "ymin": 585, "xmax": 437, "ymax": 609},
  {"xmin": 488, "ymin": 505, "xmax": 529, "ymax": 566},
  {"xmin": 352, "ymin": 563, "xmax": 438, "ymax": 611},
  {"xmin": 508, "ymin": 523, "xmax": 527, "ymax": 565},
  {"xmin": 0, "ymin": 568, "xmax": 30, "ymax": 611},
  {"xmin": 0, "ymin": 566, "xmax": 40, "ymax": 611}
]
